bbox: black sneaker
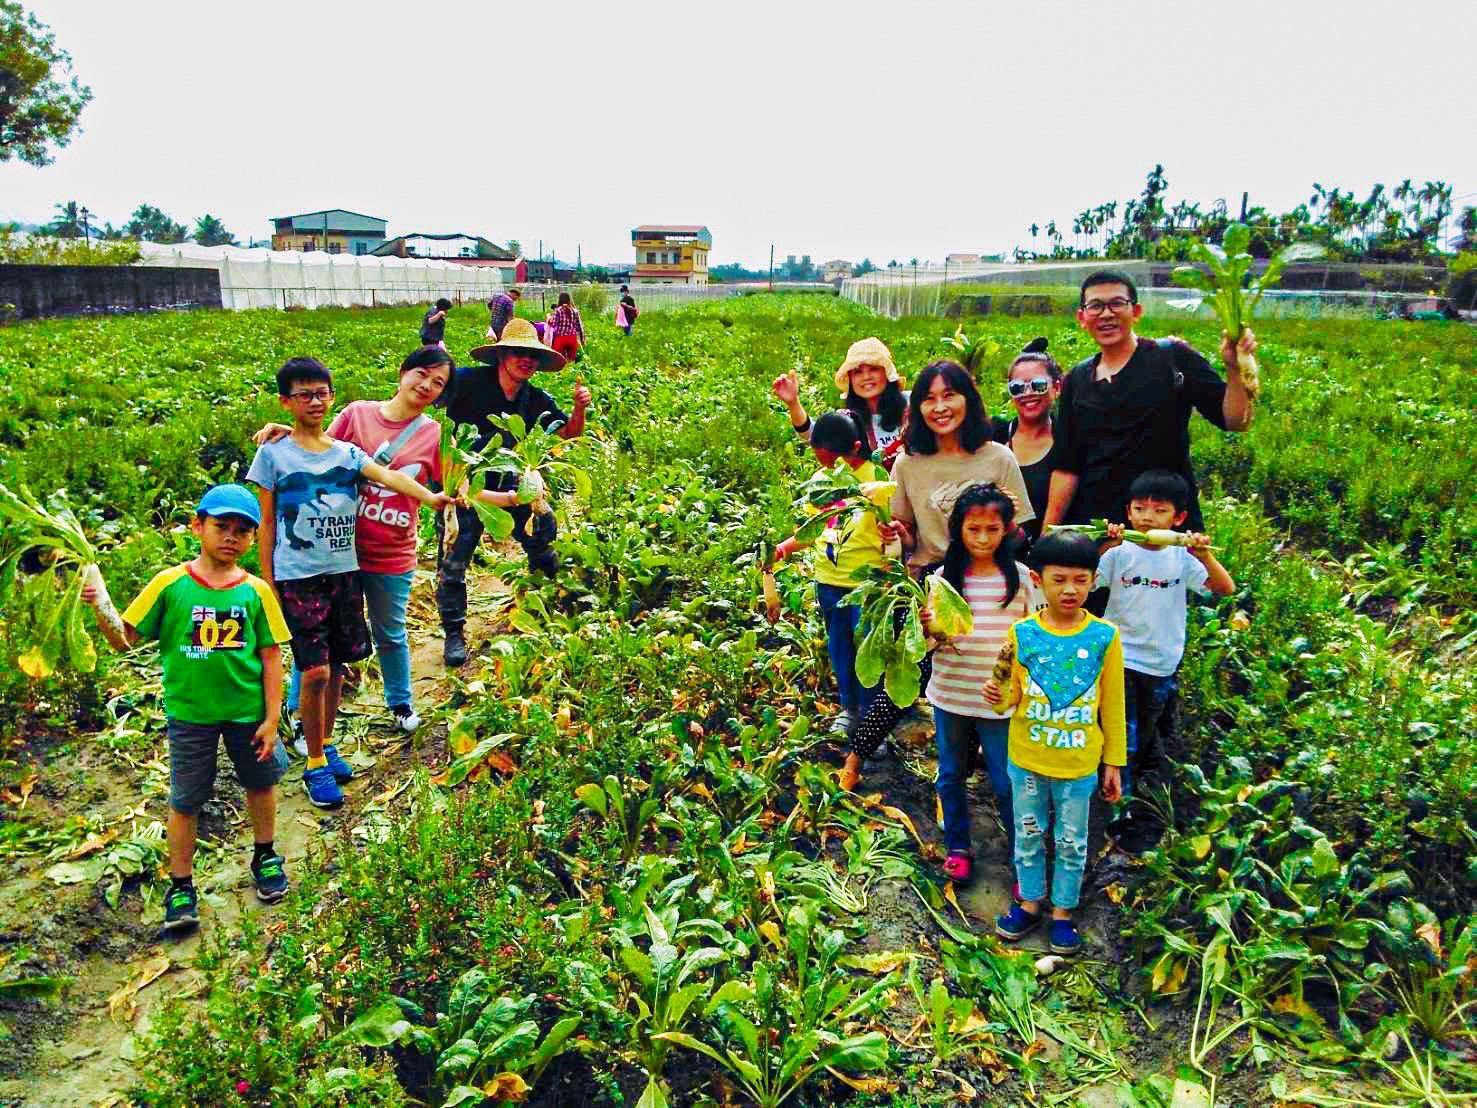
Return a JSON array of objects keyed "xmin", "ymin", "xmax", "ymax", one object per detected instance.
[
  {"xmin": 251, "ymin": 853, "xmax": 290, "ymax": 903},
  {"xmin": 161, "ymin": 883, "xmax": 200, "ymax": 936},
  {"xmin": 443, "ymin": 627, "xmax": 468, "ymax": 667}
]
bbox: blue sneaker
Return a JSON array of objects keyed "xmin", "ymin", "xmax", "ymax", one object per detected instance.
[
  {"xmin": 302, "ymin": 764, "xmax": 344, "ymax": 809},
  {"xmin": 1048, "ymin": 918, "xmax": 1083, "ymax": 955},
  {"xmin": 995, "ymin": 903, "xmax": 1043, "ymax": 942},
  {"xmin": 322, "ymin": 744, "xmax": 354, "ymax": 784}
]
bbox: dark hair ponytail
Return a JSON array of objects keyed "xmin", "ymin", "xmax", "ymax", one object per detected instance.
[
  {"xmin": 1008, "ymin": 337, "xmax": 1062, "ymax": 382},
  {"xmin": 941, "ymin": 484, "xmax": 1020, "ymax": 606}
]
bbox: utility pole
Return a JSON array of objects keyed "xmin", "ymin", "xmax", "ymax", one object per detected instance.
[
  {"xmin": 768, "ymin": 243, "xmax": 774, "ymax": 291},
  {"xmin": 1240, "ymin": 192, "xmax": 1249, "ymax": 222}
]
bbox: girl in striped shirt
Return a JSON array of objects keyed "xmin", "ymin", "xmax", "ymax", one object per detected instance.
[{"xmin": 924, "ymin": 484, "xmax": 1042, "ymax": 885}]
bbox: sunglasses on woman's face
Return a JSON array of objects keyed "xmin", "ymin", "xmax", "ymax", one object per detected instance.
[{"xmin": 1007, "ymin": 377, "xmax": 1053, "ymax": 398}]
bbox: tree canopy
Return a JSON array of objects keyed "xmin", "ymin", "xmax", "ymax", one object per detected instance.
[{"xmin": 0, "ymin": 1, "xmax": 91, "ymax": 166}]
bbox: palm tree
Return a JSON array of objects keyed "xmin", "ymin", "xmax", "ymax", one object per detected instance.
[
  {"xmin": 192, "ymin": 214, "xmax": 237, "ymax": 247},
  {"xmin": 46, "ymin": 200, "xmax": 85, "ymax": 238}
]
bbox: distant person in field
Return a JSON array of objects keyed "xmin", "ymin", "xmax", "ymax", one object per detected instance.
[
  {"xmin": 82, "ymin": 484, "xmax": 292, "ymax": 937},
  {"xmin": 547, "ymin": 291, "xmax": 585, "ymax": 364},
  {"xmin": 1044, "ymin": 269, "xmax": 1257, "ymax": 533},
  {"xmin": 772, "ymin": 337, "xmax": 910, "ymax": 471},
  {"xmin": 420, "ymin": 298, "xmax": 452, "ymax": 348},
  {"xmin": 616, "ymin": 285, "xmax": 638, "ymax": 335},
  {"xmin": 252, "ymin": 346, "xmax": 458, "ymax": 739},
  {"xmin": 486, "ymin": 287, "xmax": 521, "ymax": 340},
  {"xmin": 438, "ymin": 318, "xmax": 592, "ymax": 667}
]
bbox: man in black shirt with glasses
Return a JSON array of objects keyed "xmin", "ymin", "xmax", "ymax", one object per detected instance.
[{"xmin": 1044, "ymin": 269, "xmax": 1257, "ymax": 531}]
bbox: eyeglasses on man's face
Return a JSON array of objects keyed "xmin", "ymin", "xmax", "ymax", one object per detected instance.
[
  {"xmin": 289, "ymin": 388, "xmax": 334, "ymax": 402},
  {"xmin": 1007, "ymin": 376, "xmax": 1053, "ymax": 398},
  {"xmin": 1081, "ymin": 297, "xmax": 1134, "ymax": 316}
]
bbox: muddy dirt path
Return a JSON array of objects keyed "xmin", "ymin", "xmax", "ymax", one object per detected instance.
[{"xmin": 0, "ymin": 571, "xmax": 508, "ymax": 1107}]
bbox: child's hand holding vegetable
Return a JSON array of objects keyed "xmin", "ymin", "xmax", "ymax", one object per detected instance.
[
  {"xmin": 1102, "ymin": 522, "xmax": 1124, "ymax": 548},
  {"xmin": 877, "ymin": 518, "xmax": 913, "ymax": 547},
  {"xmin": 982, "ymin": 677, "xmax": 1005, "ymax": 708}
]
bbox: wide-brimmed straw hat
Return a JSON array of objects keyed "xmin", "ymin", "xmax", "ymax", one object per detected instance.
[
  {"xmin": 834, "ymin": 336, "xmax": 901, "ymax": 395},
  {"xmin": 468, "ymin": 317, "xmax": 567, "ymax": 372}
]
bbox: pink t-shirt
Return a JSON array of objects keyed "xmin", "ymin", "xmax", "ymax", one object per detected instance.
[{"xmin": 328, "ymin": 401, "xmax": 443, "ymax": 575}]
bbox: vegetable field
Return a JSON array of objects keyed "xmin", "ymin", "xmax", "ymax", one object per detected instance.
[{"xmin": 1, "ymin": 295, "xmax": 1475, "ymax": 1106}]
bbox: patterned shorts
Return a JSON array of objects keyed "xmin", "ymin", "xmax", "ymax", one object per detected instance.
[{"xmin": 276, "ymin": 571, "xmax": 372, "ymax": 670}]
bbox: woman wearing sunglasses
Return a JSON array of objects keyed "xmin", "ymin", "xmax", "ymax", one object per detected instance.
[{"xmin": 993, "ymin": 338, "xmax": 1062, "ymax": 542}]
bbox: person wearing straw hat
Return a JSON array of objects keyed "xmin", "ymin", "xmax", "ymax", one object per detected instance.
[
  {"xmin": 771, "ymin": 336, "xmax": 909, "ymax": 471},
  {"xmin": 437, "ymin": 318, "xmax": 592, "ymax": 666}
]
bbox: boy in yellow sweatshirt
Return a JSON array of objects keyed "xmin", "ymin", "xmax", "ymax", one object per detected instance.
[{"xmin": 984, "ymin": 531, "xmax": 1125, "ymax": 955}]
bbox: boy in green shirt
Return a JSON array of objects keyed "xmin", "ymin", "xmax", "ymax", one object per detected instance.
[{"xmin": 84, "ymin": 484, "xmax": 292, "ymax": 936}]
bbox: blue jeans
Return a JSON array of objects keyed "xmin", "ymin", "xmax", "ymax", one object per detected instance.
[
  {"xmin": 1008, "ymin": 763, "xmax": 1097, "ymax": 910},
  {"xmin": 288, "ymin": 570, "xmax": 415, "ymax": 713},
  {"xmin": 1123, "ymin": 670, "xmax": 1177, "ymax": 799},
  {"xmin": 933, "ymin": 708, "xmax": 1013, "ymax": 857},
  {"xmin": 816, "ymin": 583, "xmax": 878, "ymax": 717}
]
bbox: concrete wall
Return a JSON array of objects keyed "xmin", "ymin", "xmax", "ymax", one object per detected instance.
[{"xmin": 0, "ymin": 265, "xmax": 222, "ymax": 319}]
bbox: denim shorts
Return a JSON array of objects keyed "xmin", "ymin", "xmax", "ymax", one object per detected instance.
[{"xmin": 167, "ymin": 718, "xmax": 288, "ymax": 815}]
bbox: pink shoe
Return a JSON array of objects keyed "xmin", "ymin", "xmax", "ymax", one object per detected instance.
[{"xmin": 943, "ymin": 852, "xmax": 973, "ymax": 883}]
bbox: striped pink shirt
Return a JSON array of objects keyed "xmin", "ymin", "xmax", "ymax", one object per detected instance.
[{"xmin": 926, "ymin": 565, "xmax": 1042, "ymax": 719}]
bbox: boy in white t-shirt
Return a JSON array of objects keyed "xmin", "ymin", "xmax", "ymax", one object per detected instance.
[{"xmin": 1097, "ymin": 470, "xmax": 1233, "ymax": 849}]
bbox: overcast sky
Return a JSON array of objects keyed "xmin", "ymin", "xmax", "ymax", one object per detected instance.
[{"xmin": 4, "ymin": 0, "xmax": 1473, "ymax": 267}]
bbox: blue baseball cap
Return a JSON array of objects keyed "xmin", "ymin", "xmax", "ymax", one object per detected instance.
[{"xmin": 196, "ymin": 483, "xmax": 261, "ymax": 526}]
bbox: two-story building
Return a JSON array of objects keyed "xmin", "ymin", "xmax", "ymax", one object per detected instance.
[
  {"xmin": 270, "ymin": 209, "xmax": 388, "ymax": 255},
  {"xmin": 631, "ymin": 225, "xmax": 711, "ymax": 285},
  {"xmin": 820, "ymin": 259, "xmax": 853, "ymax": 282}
]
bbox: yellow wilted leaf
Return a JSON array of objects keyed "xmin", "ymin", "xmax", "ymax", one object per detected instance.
[
  {"xmin": 759, "ymin": 921, "xmax": 782, "ymax": 948},
  {"xmin": 942, "ymin": 881, "xmax": 969, "ymax": 923},
  {"xmin": 482, "ymin": 1071, "xmax": 530, "ymax": 1101},
  {"xmin": 1416, "ymin": 921, "xmax": 1443, "ymax": 958},
  {"xmin": 485, "ymin": 751, "xmax": 518, "ymax": 775},
  {"xmin": 825, "ymin": 1068, "xmax": 898, "ymax": 1094},
  {"xmin": 1271, "ymin": 992, "xmax": 1316, "ymax": 1019},
  {"xmin": 687, "ymin": 781, "xmax": 714, "ymax": 802},
  {"xmin": 1104, "ymin": 882, "xmax": 1127, "ymax": 905},
  {"xmin": 877, "ymin": 804, "xmax": 925, "ymax": 850},
  {"xmin": 107, "ymin": 954, "xmax": 171, "ymax": 1021},
  {"xmin": 1189, "ymin": 834, "xmax": 1212, "ymax": 859},
  {"xmin": 953, "ymin": 1009, "xmax": 991, "ymax": 1035},
  {"xmin": 1150, "ymin": 953, "xmax": 1188, "ymax": 995},
  {"xmin": 761, "ymin": 870, "xmax": 776, "ymax": 904},
  {"xmin": 448, "ymin": 726, "xmax": 478, "ymax": 757},
  {"xmin": 18, "ymin": 646, "xmax": 54, "ymax": 679}
]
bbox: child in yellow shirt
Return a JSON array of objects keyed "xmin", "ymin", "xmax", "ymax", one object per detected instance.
[{"xmin": 984, "ymin": 531, "xmax": 1125, "ymax": 955}]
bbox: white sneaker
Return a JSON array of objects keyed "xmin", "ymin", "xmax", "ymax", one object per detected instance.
[
  {"xmin": 290, "ymin": 716, "xmax": 308, "ymax": 758},
  {"xmin": 391, "ymin": 704, "xmax": 422, "ymax": 733},
  {"xmin": 830, "ymin": 710, "xmax": 853, "ymax": 735}
]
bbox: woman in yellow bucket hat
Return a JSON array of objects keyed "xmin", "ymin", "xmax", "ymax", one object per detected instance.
[{"xmin": 772, "ymin": 336, "xmax": 909, "ymax": 470}]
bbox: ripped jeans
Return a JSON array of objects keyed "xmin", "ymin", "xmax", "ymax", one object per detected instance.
[{"xmin": 1008, "ymin": 763, "xmax": 1097, "ymax": 910}]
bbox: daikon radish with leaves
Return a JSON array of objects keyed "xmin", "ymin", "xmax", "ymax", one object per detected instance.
[
  {"xmin": 0, "ymin": 483, "xmax": 122, "ymax": 678},
  {"xmin": 1172, "ymin": 223, "xmax": 1323, "ymax": 399}
]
